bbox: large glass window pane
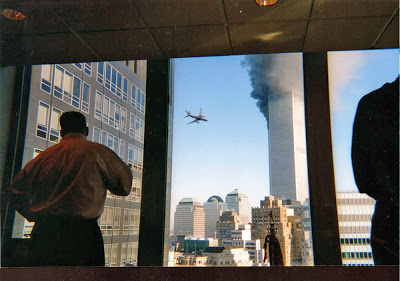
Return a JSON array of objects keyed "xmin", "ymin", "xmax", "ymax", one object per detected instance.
[
  {"xmin": 117, "ymin": 72, "xmax": 122, "ymax": 97},
  {"xmin": 97, "ymin": 61, "xmax": 104, "ymax": 84},
  {"xmin": 109, "ymin": 100, "xmax": 116, "ymax": 128},
  {"xmin": 123, "ymin": 77, "xmax": 128, "ymax": 102},
  {"xmin": 129, "ymin": 113, "xmax": 135, "ymax": 138},
  {"xmin": 82, "ymin": 83, "xmax": 90, "ymax": 113},
  {"xmin": 84, "ymin": 62, "xmax": 92, "ymax": 76},
  {"xmin": 105, "ymin": 63, "xmax": 112, "ymax": 90},
  {"xmin": 93, "ymin": 127, "xmax": 101, "ymax": 143},
  {"xmin": 40, "ymin": 65, "xmax": 52, "ymax": 93},
  {"xmin": 121, "ymin": 107, "xmax": 127, "ymax": 133},
  {"xmin": 95, "ymin": 91, "xmax": 103, "ymax": 120},
  {"xmin": 119, "ymin": 139, "xmax": 125, "ymax": 160},
  {"xmin": 115, "ymin": 104, "xmax": 121, "ymax": 130},
  {"xmin": 5, "ymin": 61, "xmax": 147, "ymax": 268},
  {"xmin": 111, "ymin": 68, "xmax": 117, "ymax": 93},
  {"xmin": 72, "ymin": 77, "xmax": 81, "ymax": 108},
  {"xmin": 328, "ymin": 49, "xmax": 399, "ymax": 266},
  {"xmin": 103, "ymin": 96, "xmax": 110, "ymax": 124},
  {"xmin": 168, "ymin": 54, "xmax": 313, "ymax": 267},
  {"xmin": 131, "ymin": 84, "xmax": 136, "ymax": 108},
  {"xmin": 54, "ymin": 65, "xmax": 64, "ymax": 99},
  {"xmin": 36, "ymin": 102, "xmax": 49, "ymax": 139},
  {"xmin": 49, "ymin": 107, "xmax": 62, "ymax": 143}
]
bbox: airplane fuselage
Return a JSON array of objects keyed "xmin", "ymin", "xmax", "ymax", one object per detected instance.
[
  {"xmin": 187, "ymin": 114, "xmax": 207, "ymax": 122},
  {"xmin": 185, "ymin": 109, "xmax": 207, "ymax": 124}
]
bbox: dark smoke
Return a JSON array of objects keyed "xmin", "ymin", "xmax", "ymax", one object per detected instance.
[{"xmin": 241, "ymin": 53, "xmax": 303, "ymax": 128}]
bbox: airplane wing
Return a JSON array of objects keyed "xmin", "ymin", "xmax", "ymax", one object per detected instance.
[
  {"xmin": 187, "ymin": 119, "xmax": 198, "ymax": 125},
  {"xmin": 199, "ymin": 108, "xmax": 202, "ymax": 116}
]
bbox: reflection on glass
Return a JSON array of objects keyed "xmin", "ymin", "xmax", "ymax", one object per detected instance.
[
  {"xmin": 328, "ymin": 49, "xmax": 399, "ymax": 266},
  {"xmin": 8, "ymin": 60, "xmax": 147, "ymax": 267},
  {"xmin": 168, "ymin": 54, "xmax": 314, "ymax": 267}
]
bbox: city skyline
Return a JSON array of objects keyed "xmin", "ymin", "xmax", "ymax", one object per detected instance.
[{"xmin": 170, "ymin": 50, "xmax": 399, "ymax": 219}]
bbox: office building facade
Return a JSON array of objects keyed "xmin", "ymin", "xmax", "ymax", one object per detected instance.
[
  {"xmin": 268, "ymin": 90, "xmax": 308, "ymax": 203},
  {"xmin": 11, "ymin": 60, "xmax": 147, "ymax": 266},
  {"xmin": 174, "ymin": 198, "xmax": 205, "ymax": 238},
  {"xmin": 203, "ymin": 195, "xmax": 228, "ymax": 239},
  {"xmin": 225, "ymin": 189, "xmax": 251, "ymax": 224},
  {"xmin": 252, "ymin": 196, "xmax": 294, "ymax": 266},
  {"xmin": 337, "ymin": 192, "xmax": 375, "ymax": 266},
  {"xmin": 216, "ymin": 210, "xmax": 241, "ymax": 243}
]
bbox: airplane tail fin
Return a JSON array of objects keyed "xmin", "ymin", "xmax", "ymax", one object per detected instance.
[{"xmin": 185, "ymin": 110, "xmax": 191, "ymax": 117}]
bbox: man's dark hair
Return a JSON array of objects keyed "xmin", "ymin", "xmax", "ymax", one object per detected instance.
[{"xmin": 59, "ymin": 111, "xmax": 88, "ymax": 136}]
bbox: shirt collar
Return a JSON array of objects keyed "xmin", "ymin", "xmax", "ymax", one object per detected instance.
[{"xmin": 61, "ymin": 133, "xmax": 87, "ymax": 141}]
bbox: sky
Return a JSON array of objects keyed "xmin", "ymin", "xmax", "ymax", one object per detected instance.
[{"xmin": 170, "ymin": 49, "xmax": 399, "ymax": 225}]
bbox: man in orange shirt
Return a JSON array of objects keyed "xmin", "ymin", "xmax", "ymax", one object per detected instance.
[{"xmin": 9, "ymin": 111, "xmax": 133, "ymax": 266}]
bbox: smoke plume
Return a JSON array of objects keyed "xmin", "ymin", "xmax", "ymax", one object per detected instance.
[{"xmin": 241, "ymin": 53, "xmax": 303, "ymax": 127}]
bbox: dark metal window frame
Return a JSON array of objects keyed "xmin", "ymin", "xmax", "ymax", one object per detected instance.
[{"xmin": 2, "ymin": 54, "xmax": 341, "ymax": 267}]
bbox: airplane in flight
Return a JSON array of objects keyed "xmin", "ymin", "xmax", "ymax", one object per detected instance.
[{"xmin": 185, "ymin": 108, "xmax": 208, "ymax": 124}]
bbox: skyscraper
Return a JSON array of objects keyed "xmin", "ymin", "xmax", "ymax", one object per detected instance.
[
  {"xmin": 336, "ymin": 192, "xmax": 375, "ymax": 266},
  {"xmin": 203, "ymin": 196, "xmax": 228, "ymax": 239},
  {"xmin": 174, "ymin": 198, "xmax": 205, "ymax": 238},
  {"xmin": 11, "ymin": 60, "xmax": 148, "ymax": 266},
  {"xmin": 268, "ymin": 90, "xmax": 308, "ymax": 203},
  {"xmin": 225, "ymin": 189, "xmax": 251, "ymax": 224},
  {"xmin": 216, "ymin": 210, "xmax": 241, "ymax": 242},
  {"xmin": 251, "ymin": 196, "xmax": 294, "ymax": 266}
]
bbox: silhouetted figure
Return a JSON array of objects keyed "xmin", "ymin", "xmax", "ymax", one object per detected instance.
[
  {"xmin": 9, "ymin": 111, "xmax": 132, "ymax": 266},
  {"xmin": 263, "ymin": 213, "xmax": 284, "ymax": 266},
  {"xmin": 351, "ymin": 77, "xmax": 399, "ymax": 265}
]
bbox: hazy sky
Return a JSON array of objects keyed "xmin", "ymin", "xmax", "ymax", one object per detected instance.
[{"xmin": 170, "ymin": 49, "xmax": 399, "ymax": 221}]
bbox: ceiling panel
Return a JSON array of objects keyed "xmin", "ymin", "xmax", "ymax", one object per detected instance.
[
  {"xmin": 311, "ymin": 0, "xmax": 398, "ymax": 19},
  {"xmin": 51, "ymin": 0, "xmax": 144, "ymax": 32},
  {"xmin": 79, "ymin": 29, "xmax": 164, "ymax": 61},
  {"xmin": 224, "ymin": 0, "xmax": 312, "ymax": 23},
  {"xmin": 1, "ymin": 33, "xmax": 98, "ymax": 66},
  {"xmin": 374, "ymin": 15, "xmax": 399, "ymax": 49},
  {"xmin": 151, "ymin": 25, "xmax": 230, "ymax": 58},
  {"xmin": 230, "ymin": 21, "xmax": 306, "ymax": 54},
  {"xmin": 303, "ymin": 17, "xmax": 389, "ymax": 52},
  {"xmin": 134, "ymin": 0, "xmax": 223, "ymax": 27}
]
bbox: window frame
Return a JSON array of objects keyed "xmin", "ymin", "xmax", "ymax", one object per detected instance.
[{"xmin": 36, "ymin": 101, "xmax": 50, "ymax": 140}]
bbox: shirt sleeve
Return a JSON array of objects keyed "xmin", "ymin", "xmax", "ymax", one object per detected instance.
[
  {"xmin": 99, "ymin": 147, "xmax": 133, "ymax": 196},
  {"xmin": 8, "ymin": 162, "xmax": 37, "ymax": 221}
]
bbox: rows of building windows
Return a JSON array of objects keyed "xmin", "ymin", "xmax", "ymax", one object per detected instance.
[
  {"xmin": 104, "ymin": 242, "xmax": 138, "ymax": 267},
  {"xmin": 339, "ymin": 226, "xmax": 371, "ymax": 234},
  {"xmin": 123, "ymin": 208, "xmax": 140, "ymax": 235},
  {"xmin": 41, "ymin": 65, "xmax": 91, "ymax": 114},
  {"xmin": 340, "ymin": 238, "xmax": 371, "ymax": 245},
  {"xmin": 337, "ymin": 214, "xmax": 373, "ymax": 222},
  {"xmin": 97, "ymin": 62, "xmax": 146, "ymax": 114},
  {"xmin": 336, "ymin": 198, "xmax": 375, "ymax": 205},
  {"xmin": 99, "ymin": 207, "xmax": 140, "ymax": 237},
  {"xmin": 128, "ymin": 178, "xmax": 142, "ymax": 203},
  {"xmin": 95, "ymin": 90, "xmax": 125, "ymax": 131},
  {"xmin": 104, "ymin": 178, "xmax": 142, "ymax": 203},
  {"xmin": 94, "ymin": 91, "xmax": 144, "ymax": 143},
  {"xmin": 92, "ymin": 127, "xmax": 143, "ymax": 172},
  {"xmin": 341, "ymin": 252, "xmax": 373, "ymax": 259},
  {"xmin": 74, "ymin": 62, "xmax": 92, "ymax": 77},
  {"xmin": 36, "ymin": 102, "xmax": 63, "ymax": 143},
  {"xmin": 99, "ymin": 206, "xmax": 121, "ymax": 236}
]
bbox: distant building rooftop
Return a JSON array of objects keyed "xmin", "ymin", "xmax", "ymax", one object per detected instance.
[
  {"xmin": 207, "ymin": 195, "xmax": 224, "ymax": 203},
  {"xmin": 202, "ymin": 247, "xmax": 225, "ymax": 253}
]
